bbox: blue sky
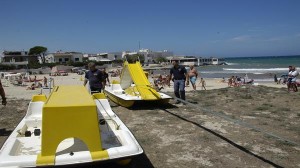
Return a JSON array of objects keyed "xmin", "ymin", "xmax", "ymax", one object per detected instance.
[{"xmin": 1, "ymin": 0, "xmax": 300, "ymax": 57}]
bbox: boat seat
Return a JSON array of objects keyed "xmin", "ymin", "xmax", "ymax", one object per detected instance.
[
  {"xmin": 24, "ymin": 95, "xmax": 47, "ymax": 128},
  {"xmin": 111, "ymin": 84, "xmax": 123, "ymax": 91},
  {"xmin": 113, "ymin": 90, "xmax": 123, "ymax": 95},
  {"xmin": 93, "ymin": 93, "xmax": 115, "ymax": 117}
]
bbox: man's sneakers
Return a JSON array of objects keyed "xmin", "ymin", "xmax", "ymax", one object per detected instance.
[
  {"xmin": 174, "ymin": 100, "xmax": 181, "ymax": 104},
  {"xmin": 158, "ymin": 87, "xmax": 164, "ymax": 91},
  {"xmin": 174, "ymin": 100, "xmax": 186, "ymax": 105}
]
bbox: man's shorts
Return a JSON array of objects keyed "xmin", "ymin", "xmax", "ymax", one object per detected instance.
[{"xmin": 190, "ymin": 76, "xmax": 197, "ymax": 84}]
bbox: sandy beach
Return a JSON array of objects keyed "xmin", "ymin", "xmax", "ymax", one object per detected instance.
[
  {"xmin": 2, "ymin": 1, "xmax": 300, "ymax": 167},
  {"xmin": 1, "ymin": 72, "xmax": 286, "ymax": 100},
  {"xmin": 1, "ymin": 72, "xmax": 299, "ymax": 167}
]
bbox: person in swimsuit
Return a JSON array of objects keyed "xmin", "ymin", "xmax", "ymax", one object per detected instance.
[{"xmin": 188, "ymin": 65, "xmax": 198, "ymax": 91}]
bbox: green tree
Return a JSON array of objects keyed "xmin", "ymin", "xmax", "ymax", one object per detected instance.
[
  {"xmin": 28, "ymin": 61, "xmax": 42, "ymax": 69},
  {"xmin": 113, "ymin": 59, "xmax": 124, "ymax": 64},
  {"xmin": 71, "ymin": 62, "xmax": 86, "ymax": 67},
  {"xmin": 112, "ymin": 59, "xmax": 123, "ymax": 67},
  {"xmin": 155, "ymin": 56, "xmax": 168, "ymax": 63},
  {"xmin": 29, "ymin": 46, "xmax": 48, "ymax": 63},
  {"xmin": 125, "ymin": 54, "xmax": 145, "ymax": 63},
  {"xmin": 0, "ymin": 64, "xmax": 16, "ymax": 70},
  {"xmin": 43, "ymin": 63, "xmax": 58, "ymax": 68}
]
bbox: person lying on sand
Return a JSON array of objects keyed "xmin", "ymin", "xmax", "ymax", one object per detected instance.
[
  {"xmin": 228, "ymin": 76, "xmax": 236, "ymax": 87},
  {"xmin": 26, "ymin": 83, "xmax": 36, "ymax": 90},
  {"xmin": 26, "ymin": 82, "xmax": 42, "ymax": 90},
  {"xmin": 218, "ymin": 77, "xmax": 226, "ymax": 83},
  {"xmin": 153, "ymin": 81, "xmax": 164, "ymax": 91},
  {"xmin": 154, "ymin": 75, "xmax": 166, "ymax": 87}
]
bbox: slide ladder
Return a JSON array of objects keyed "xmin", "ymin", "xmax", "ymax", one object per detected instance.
[{"xmin": 120, "ymin": 61, "xmax": 161, "ymax": 100}]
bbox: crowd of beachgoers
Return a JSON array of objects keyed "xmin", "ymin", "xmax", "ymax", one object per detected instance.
[{"xmin": 1, "ymin": 64, "xmax": 294, "ymax": 100}]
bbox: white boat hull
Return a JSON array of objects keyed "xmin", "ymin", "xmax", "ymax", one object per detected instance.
[
  {"xmin": 104, "ymin": 83, "xmax": 172, "ymax": 107},
  {"xmin": 0, "ymin": 93, "xmax": 143, "ymax": 167}
]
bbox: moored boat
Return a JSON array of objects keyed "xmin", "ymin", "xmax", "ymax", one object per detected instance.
[
  {"xmin": 0, "ymin": 85, "xmax": 143, "ymax": 167},
  {"xmin": 104, "ymin": 61, "xmax": 171, "ymax": 107}
]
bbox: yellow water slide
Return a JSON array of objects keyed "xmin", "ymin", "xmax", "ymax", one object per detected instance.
[{"xmin": 120, "ymin": 61, "xmax": 161, "ymax": 100}]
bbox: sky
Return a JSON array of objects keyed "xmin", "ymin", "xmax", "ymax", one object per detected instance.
[{"xmin": 1, "ymin": 0, "xmax": 300, "ymax": 57}]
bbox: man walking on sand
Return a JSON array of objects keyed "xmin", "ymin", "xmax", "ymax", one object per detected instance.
[
  {"xmin": 188, "ymin": 65, "xmax": 198, "ymax": 91},
  {"xmin": 287, "ymin": 66, "xmax": 299, "ymax": 92},
  {"xmin": 169, "ymin": 59, "xmax": 189, "ymax": 104},
  {"xmin": 0, "ymin": 80, "xmax": 7, "ymax": 106},
  {"xmin": 84, "ymin": 62, "xmax": 103, "ymax": 93}
]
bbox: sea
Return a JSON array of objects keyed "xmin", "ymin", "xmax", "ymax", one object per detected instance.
[{"xmin": 199, "ymin": 55, "xmax": 300, "ymax": 82}]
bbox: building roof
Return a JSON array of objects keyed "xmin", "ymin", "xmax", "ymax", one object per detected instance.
[{"xmin": 98, "ymin": 58, "xmax": 112, "ymax": 62}]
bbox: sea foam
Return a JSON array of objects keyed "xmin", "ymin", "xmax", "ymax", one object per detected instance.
[{"xmin": 223, "ymin": 68, "xmax": 288, "ymax": 72}]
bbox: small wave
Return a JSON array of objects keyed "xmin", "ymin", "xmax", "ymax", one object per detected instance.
[
  {"xmin": 223, "ymin": 68, "xmax": 288, "ymax": 72},
  {"xmin": 253, "ymin": 78, "xmax": 274, "ymax": 82},
  {"xmin": 201, "ymin": 71, "xmax": 265, "ymax": 74},
  {"xmin": 201, "ymin": 71, "xmax": 229, "ymax": 74},
  {"xmin": 225, "ymin": 62, "xmax": 239, "ymax": 65}
]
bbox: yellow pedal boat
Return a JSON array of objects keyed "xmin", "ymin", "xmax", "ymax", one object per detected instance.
[
  {"xmin": 0, "ymin": 85, "xmax": 143, "ymax": 167},
  {"xmin": 104, "ymin": 61, "xmax": 171, "ymax": 107}
]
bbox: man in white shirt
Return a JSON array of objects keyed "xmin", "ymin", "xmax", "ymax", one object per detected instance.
[{"xmin": 287, "ymin": 66, "xmax": 299, "ymax": 92}]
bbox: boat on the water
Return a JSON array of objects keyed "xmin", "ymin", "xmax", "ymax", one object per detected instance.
[
  {"xmin": 104, "ymin": 61, "xmax": 172, "ymax": 107},
  {"xmin": 0, "ymin": 85, "xmax": 143, "ymax": 167}
]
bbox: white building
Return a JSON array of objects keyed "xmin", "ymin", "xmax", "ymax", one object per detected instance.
[
  {"xmin": 103, "ymin": 52, "xmax": 122, "ymax": 61},
  {"xmin": 122, "ymin": 51, "xmax": 138, "ymax": 59},
  {"xmin": 122, "ymin": 49, "xmax": 173, "ymax": 63},
  {"xmin": 45, "ymin": 52, "xmax": 83, "ymax": 64},
  {"xmin": 84, "ymin": 53, "xmax": 113, "ymax": 68},
  {"xmin": 167, "ymin": 56, "xmax": 226, "ymax": 66},
  {"xmin": 1, "ymin": 51, "xmax": 38, "ymax": 68}
]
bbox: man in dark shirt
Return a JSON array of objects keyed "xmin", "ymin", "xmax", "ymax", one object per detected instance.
[
  {"xmin": 0, "ymin": 80, "xmax": 7, "ymax": 106},
  {"xmin": 84, "ymin": 62, "xmax": 103, "ymax": 93},
  {"xmin": 169, "ymin": 60, "xmax": 189, "ymax": 104}
]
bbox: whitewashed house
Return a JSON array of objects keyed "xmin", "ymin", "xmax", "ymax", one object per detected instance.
[{"xmin": 45, "ymin": 52, "xmax": 83, "ymax": 64}]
